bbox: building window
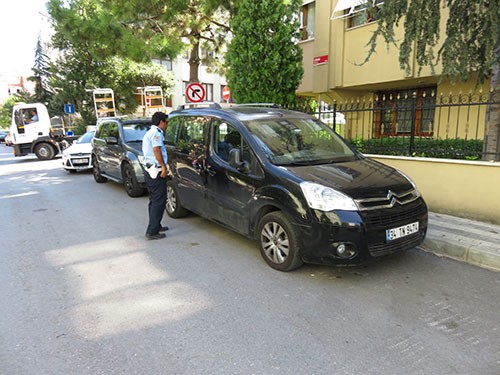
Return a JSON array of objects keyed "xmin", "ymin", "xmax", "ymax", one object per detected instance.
[
  {"xmin": 300, "ymin": 1, "xmax": 315, "ymax": 41},
  {"xmin": 374, "ymin": 87, "xmax": 436, "ymax": 137},
  {"xmin": 152, "ymin": 58, "xmax": 173, "ymax": 71},
  {"xmin": 203, "ymin": 83, "xmax": 213, "ymax": 101},
  {"xmin": 346, "ymin": 3, "xmax": 380, "ymax": 29}
]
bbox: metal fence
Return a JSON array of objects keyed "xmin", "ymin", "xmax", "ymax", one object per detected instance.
[{"xmin": 309, "ymin": 89, "xmax": 500, "ymax": 161}]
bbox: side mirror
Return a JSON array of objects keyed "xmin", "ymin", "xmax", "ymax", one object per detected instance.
[
  {"xmin": 105, "ymin": 136, "xmax": 118, "ymax": 145},
  {"xmin": 229, "ymin": 148, "xmax": 250, "ymax": 174},
  {"xmin": 229, "ymin": 148, "xmax": 240, "ymax": 166}
]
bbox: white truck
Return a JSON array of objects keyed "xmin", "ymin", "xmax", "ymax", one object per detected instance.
[{"xmin": 9, "ymin": 102, "xmax": 77, "ymax": 160}]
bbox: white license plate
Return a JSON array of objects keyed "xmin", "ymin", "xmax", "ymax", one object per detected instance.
[
  {"xmin": 386, "ymin": 222, "xmax": 419, "ymax": 241},
  {"xmin": 72, "ymin": 158, "xmax": 89, "ymax": 165}
]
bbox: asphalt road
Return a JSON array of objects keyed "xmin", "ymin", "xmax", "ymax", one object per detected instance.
[{"xmin": 0, "ymin": 144, "xmax": 499, "ymax": 375}]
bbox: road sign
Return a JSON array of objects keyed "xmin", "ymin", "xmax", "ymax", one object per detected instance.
[
  {"xmin": 64, "ymin": 103, "xmax": 75, "ymax": 114},
  {"xmin": 222, "ymin": 86, "xmax": 230, "ymax": 101},
  {"xmin": 186, "ymin": 82, "xmax": 206, "ymax": 103}
]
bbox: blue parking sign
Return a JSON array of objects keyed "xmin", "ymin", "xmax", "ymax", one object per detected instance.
[{"xmin": 64, "ymin": 103, "xmax": 75, "ymax": 114}]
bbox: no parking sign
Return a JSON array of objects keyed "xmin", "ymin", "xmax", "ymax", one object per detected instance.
[{"xmin": 185, "ymin": 82, "xmax": 206, "ymax": 103}]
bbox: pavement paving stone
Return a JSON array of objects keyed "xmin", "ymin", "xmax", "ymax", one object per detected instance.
[{"xmin": 421, "ymin": 212, "xmax": 500, "ymax": 272}]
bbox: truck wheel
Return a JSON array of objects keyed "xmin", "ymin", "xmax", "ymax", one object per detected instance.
[
  {"xmin": 166, "ymin": 180, "xmax": 189, "ymax": 218},
  {"xmin": 257, "ymin": 211, "xmax": 304, "ymax": 272},
  {"xmin": 92, "ymin": 156, "xmax": 107, "ymax": 183},
  {"xmin": 123, "ymin": 163, "xmax": 146, "ymax": 197},
  {"xmin": 34, "ymin": 143, "xmax": 55, "ymax": 160}
]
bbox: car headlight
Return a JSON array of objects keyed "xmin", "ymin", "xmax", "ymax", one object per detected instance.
[{"xmin": 300, "ymin": 181, "xmax": 358, "ymax": 211}]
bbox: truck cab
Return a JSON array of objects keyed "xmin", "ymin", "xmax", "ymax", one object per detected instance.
[{"xmin": 9, "ymin": 103, "xmax": 65, "ymax": 160}]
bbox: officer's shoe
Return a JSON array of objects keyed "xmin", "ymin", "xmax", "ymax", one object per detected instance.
[
  {"xmin": 159, "ymin": 226, "xmax": 169, "ymax": 232},
  {"xmin": 145, "ymin": 233, "xmax": 166, "ymax": 240}
]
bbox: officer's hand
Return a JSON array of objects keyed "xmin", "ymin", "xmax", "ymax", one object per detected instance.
[{"xmin": 160, "ymin": 165, "xmax": 167, "ymax": 178}]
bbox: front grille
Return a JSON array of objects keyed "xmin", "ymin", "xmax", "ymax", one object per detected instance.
[
  {"xmin": 355, "ymin": 188, "xmax": 420, "ymax": 211},
  {"xmin": 359, "ymin": 198, "xmax": 428, "ymax": 258},
  {"xmin": 360, "ymin": 199, "xmax": 427, "ymax": 229},
  {"xmin": 368, "ymin": 232, "xmax": 424, "ymax": 257}
]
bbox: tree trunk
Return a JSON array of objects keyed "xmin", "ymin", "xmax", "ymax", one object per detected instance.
[
  {"xmin": 188, "ymin": 40, "xmax": 200, "ymax": 83},
  {"xmin": 483, "ymin": 49, "xmax": 500, "ymax": 161}
]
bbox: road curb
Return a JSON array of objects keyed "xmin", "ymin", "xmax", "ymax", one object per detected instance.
[{"xmin": 421, "ymin": 234, "xmax": 500, "ymax": 273}]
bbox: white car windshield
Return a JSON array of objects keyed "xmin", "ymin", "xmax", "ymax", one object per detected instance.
[
  {"xmin": 245, "ymin": 118, "xmax": 357, "ymax": 165},
  {"xmin": 76, "ymin": 131, "xmax": 94, "ymax": 144}
]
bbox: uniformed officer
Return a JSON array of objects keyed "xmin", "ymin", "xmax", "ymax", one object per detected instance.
[{"xmin": 142, "ymin": 111, "xmax": 169, "ymax": 240}]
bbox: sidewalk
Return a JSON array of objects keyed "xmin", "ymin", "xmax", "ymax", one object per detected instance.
[{"xmin": 420, "ymin": 212, "xmax": 500, "ymax": 272}]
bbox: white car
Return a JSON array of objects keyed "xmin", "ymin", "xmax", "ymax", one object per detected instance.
[{"xmin": 62, "ymin": 131, "xmax": 94, "ymax": 173}]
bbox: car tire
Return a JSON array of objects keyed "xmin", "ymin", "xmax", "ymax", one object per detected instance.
[
  {"xmin": 92, "ymin": 156, "xmax": 107, "ymax": 183},
  {"xmin": 34, "ymin": 143, "xmax": 55, "ymax": 160},
  {"xmin": 257, "ymin": 211, "xmax": 304, "ymax": 272},
  {"xmin": 123, "ymin": 163, "xmax": 146, "ymax": 197},
  {"xmin": 166, "ymin": 180, "xmax": 189, "ymax": 218}
]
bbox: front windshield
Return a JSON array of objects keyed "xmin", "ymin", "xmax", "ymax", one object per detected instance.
[
  {"xmin": 123, "ymin": 123, "xmax": 151, "ymax": 142},
  {"xmin": 245, "ymin": 117, "xmax": 357, "ymax": 165},
  {"xmin": 76, "ymin": 131, "xmax": 94, "ymax": 144}
]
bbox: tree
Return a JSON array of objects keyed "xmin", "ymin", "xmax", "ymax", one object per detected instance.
[
  {"xmin": 364, "ymin": 0, "xmax": 500, "ymax": 160},
  {"xmin": 48, "ymin": 0, "xmax": 234, "ymax": 83},
  {"xmin": 0, "ymin": 96, "xmax": 21, "ymax": 128},
  {"xmin": 225, "ymin": 0, "xmax": 303, "ymax": 105},
  {"xmin": 48, "ymin": 51, "xmax": 175, "ymax": 124},
  {"xmin": 46, "ymin": 0, "xmax": 176, "ymax": 125},
  {"xmin": 28, "ymin": 36, "xmax": 52, "ymax": 104}
]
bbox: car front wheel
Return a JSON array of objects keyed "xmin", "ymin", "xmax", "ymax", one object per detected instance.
[
  {"xmin": 123, "ymin": 163, "xmax": 146, "ymax": 197},
  {"xmin": 166, "ymin": 180, "xmax": 189, "ymax": 218},
  {"xmin": 257, "ymin": 211, "xmax": 304, "ymax": 272},
  {"xmin": 92, "ymin": 156, "xmax": 107, "ymax": 183}
]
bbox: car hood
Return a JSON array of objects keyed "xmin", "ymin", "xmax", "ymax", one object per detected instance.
[
  {"xmin": 285, "ymin": 157, "xmax": 413, "ymax": 199},
  {"xmin": 65, "ymin": 143, "xmax": 92, "ymax": 154}
]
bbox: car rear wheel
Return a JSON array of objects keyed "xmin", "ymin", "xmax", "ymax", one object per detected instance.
[
  {"xmin": 123, "ymin": 163, "xmax": 146, "ymax": 197},
  {"xmin": 166, "ymin": 180, "xmax": 189, "ymax": 218},
  {"xmin": 257, "ymin": 211, "xmax": 304, "ymax": 272},
  {"xmin": 92, "ymin": 156, "xmax": 107, "ymax": 183}
]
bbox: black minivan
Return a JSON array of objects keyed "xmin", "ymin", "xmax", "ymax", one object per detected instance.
[{"xmin": 164, "ymin": 104, "xmax": 428, "ymax": 271}]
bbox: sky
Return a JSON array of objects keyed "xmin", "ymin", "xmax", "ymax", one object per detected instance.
[{"xmin": 0, "ymin": 0, "xmax": 53, "ymax": 99}]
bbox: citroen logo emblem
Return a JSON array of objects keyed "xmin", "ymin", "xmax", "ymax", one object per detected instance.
[
  {"xmin": 387, "ymin": 190, "xmax": 397, "ymax": 206},
  {"xmin": 387, "ymin": 190, "xmax": 394, "ymax": 199}
]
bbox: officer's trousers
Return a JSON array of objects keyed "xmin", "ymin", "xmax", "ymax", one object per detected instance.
[{"xmin": 144, "ymin": 172, "xmax": 167, "ymax": 235}]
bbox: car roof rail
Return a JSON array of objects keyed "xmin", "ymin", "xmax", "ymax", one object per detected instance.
[
  {"xmin": 176, "ymin": 102, "xmax": 222, "ymax": 110},
  {"xmin": 231, "ymin": 103, "xmax": 281, "ymax": 108}
]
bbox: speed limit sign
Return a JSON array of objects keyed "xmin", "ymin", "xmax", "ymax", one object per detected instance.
[{"xmin": 185, "ymin": 82, "xmax": 206, "ymax": 103}]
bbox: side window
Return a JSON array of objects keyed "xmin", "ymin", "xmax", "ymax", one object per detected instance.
[
  {"xmin": 108, "ymin": 123, "xmax": 119, "ymax": 139},
  {"xmin": 96, "ymin": 124, "xmax": 109, "ymax": 139},
  {"xmin": 165, "ymin": 116, "xmax": 181, "ymax": 144},
  {"xmin": 212, "ymin": 120, "xmax": 240, "ymax": 162},
  {"xmin": 178, "ymin": 116, "xmax": 210, "ymax": 160},
  {"xmin": 211, "ymin": 120, "xmax": 259, "ymax": 175}
]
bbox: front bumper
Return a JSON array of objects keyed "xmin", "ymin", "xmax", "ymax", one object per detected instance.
[
  {"xmin": 298, "ymin": 198, "xmax": 428, "ymax": 266},
  {"xmin": 62, "ymin": 154, "xmax": 92, "ymax": 170}
]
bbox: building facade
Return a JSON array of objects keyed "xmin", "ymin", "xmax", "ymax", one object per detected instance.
[{"xmin": 297, "ymin": 0, "xmax": 493, "ymax": 153}]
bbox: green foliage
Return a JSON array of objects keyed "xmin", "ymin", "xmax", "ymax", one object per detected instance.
[
  {"xmin": 351, "ymin": 137, "xmax": 483, "ymax": 160},
  {"xmin": 225, "ymin": 0, "xmax": 304, "ymax": 106},
  {"xmin": 48, "ymin": 0, "xmax": 234, "ymax": 82},
  {"xmin": 365, "ymin": 0, "xmax": 500, "ymax": 83},
  {"xmin": 0, "ymin": 96, "xmax": 22, "ymax": 128}
]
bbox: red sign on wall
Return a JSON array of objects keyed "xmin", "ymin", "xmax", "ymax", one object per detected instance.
[{"xmin": 313, "ymin": 55, "xmax": 329, "ymax": 66}]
